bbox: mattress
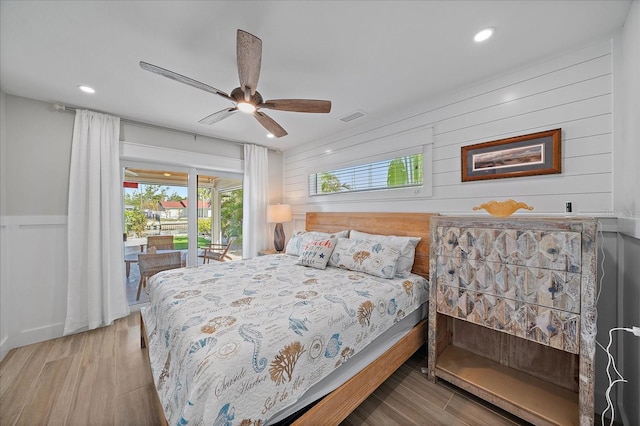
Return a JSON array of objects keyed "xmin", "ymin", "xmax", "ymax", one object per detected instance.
[{"xmin": 141, "ymin": 254, "xmax": 429, "ymax": 425}]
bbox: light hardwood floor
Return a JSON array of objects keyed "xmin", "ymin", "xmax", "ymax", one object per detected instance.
[{"xmin": 0, "ymin": 313, "xmax": 529, "ymax": 426}]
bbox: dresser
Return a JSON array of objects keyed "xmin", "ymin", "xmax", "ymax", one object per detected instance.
[{"xmin": 428, "ymin": 216, "xmax": 598, "ymax": 425}]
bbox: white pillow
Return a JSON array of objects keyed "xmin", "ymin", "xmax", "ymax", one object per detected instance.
[
  {"xmin": 328, "ymin": 238, "xmax": 400, "ymax": 279},
  {"xmin": 349, "ymin": 230, "xmax": 421, "ymax": 278},
  {"xmin": 296, "ymin": 238, "xmax": 336, "ymax": 269},
  {"xmin": 285, "ymin": 230, "xmax": 349, "ymax": 256}
]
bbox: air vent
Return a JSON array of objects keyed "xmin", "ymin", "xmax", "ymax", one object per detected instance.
[{"xmin": 339, "ymin": 110, "xmax": 366, "ymax": 123}]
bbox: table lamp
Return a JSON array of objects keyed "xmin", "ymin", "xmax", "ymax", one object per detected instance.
[{"xmin": 267, "ymin": 204, "xmax": 292, "ymax": 252}]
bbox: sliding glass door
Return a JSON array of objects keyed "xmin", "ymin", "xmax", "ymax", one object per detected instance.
[
  {"xmin": 122, "ymin": 162, "xmax": 242, "ymax": 306},
  {"xmin": 122, "ymin": 165, "xmax": 190, "ymax": 305},
  {"xmin": 197, "ymin": 174, "xmax": 243, "ymax": 259}
]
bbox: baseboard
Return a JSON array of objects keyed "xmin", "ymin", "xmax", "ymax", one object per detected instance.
[
  {"xmin": 3, "ymin": 322, "xmax": 66, "ymax": 359},
  {"xmin": 0, "ymin": 335, "xmax": 9, "ymax": 362},
  {"xmin": 127, "ymin": 302, "xmax": 148, "ymax": 313}
]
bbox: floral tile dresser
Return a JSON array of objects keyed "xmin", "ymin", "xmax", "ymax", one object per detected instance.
[{"xmin": 428, "ymin": 216, "xmax": 598, "ymax": 425}]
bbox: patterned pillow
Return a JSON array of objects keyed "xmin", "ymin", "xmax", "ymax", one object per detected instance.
[
  {"xmin": 285, "ymin": 230, "xmax": 349, "ymax": 256},
  {"xmin": 296, "ymin": 238, "xmax": 336, "ymax": 269},
  {"xmin": 328, "ymin": 238, "xmax": 400, "ymax": 279},
  {"xmin": 350, "ymin": 230, "xmax": 421, "ymax": 278}
]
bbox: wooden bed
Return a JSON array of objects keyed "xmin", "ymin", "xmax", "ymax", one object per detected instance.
[{"xmin": 141, "ymin": 211, "xmax": 437, "ymax": 425}]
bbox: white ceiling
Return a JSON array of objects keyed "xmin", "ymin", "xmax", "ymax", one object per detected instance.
[{"xmin": 0, "ymin": 1, "xmax": 632, "ymax": 152}]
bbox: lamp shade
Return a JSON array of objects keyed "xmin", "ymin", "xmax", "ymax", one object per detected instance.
[{"xmin": 267, "ymin": 204, "xmax": 292, "ymax": 223}]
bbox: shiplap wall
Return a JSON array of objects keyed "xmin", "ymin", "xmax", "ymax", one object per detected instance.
[{"xmin": 284, "ymin": 39, "xmax": 613, "ymax": 218}]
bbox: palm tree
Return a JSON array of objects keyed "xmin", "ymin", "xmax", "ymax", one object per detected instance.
[
  {"xmin": 387, "ymin": 154, "xmax": 423, "ymax": 187},
  {"xmin": 221, "ymin": 189, "xmax": 243, "ymax": 242},
  {"xmin": 320, "ymin": 172, "xmax": 350, "ymax": 193},
  {"xmin": 140, "ymin": 184, "xmax": 168, "ymax": 212}
]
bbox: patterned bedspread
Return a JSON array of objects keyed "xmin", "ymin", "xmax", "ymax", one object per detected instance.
[{"xmin": 141, "ymin": 254, "xmax": 428, "ymax": 425}]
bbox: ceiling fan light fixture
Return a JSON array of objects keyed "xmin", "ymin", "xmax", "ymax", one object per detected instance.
[
  {"xmin": 237, "ymin": 102, "xmax": 256, "ymax": 113},
  {"xmin": 266, "ymin": 133, "xmax": 275, "ymax": 138},
  {"xmin": 474, "ymin": 28, "xmax": 495, "ymax": 43}
]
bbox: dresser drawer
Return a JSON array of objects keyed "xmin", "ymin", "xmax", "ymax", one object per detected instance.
[
  {"xmin": 435, "ymin": 255, "xmax": 581, "ymax": 313},
  {"xmin": 436, "ymin": 226, "xmax": 582, "ymax": 273},
  {"xmin": 435, "ymin": 284, "xmax": 580, "ymax": 353}
]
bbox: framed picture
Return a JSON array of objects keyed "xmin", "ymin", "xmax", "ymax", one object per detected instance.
[{"xmin": 461, "ymin": 128, "xmax": 561, "ymax": 182}]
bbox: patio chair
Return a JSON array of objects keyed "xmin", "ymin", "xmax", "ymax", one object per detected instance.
[
  {"xmin": 136, "ymin": 251, "xmax": 182, "ymax": 300},
  {"xmin": 147, "ymin": 235, "xmax": 174, "ymax": 251},
  {"xmin": 199, "ymin": 238, "xmax": 235, "ymax": 264}
]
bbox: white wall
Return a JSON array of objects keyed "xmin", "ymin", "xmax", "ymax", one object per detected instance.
[
  {"xmin": 0, "ymin": 94, "xmax": 283, "ymax": 360},
  {"xmin": 5, "ymin": 96, "xmax": 74, "ymax": 215},
  {"xmin": 614, "ymin": 0, "xmax": 640, "ymax": 219},
  {"xmin": 1, "ymin": 90, "xmax": 8, "ymax": 357},
  {"xmin": 0, "ymin": 99, "xmax": 74, "ymax": 350},
  {"xmin": 615, "ymin": 2, "xmax": 640, "ymax": 424},
  {"xmin": 284, "ymin": 32, "xmax": 639, "ymax": 424},
  {"xmin": 285, "ymin": 39, "xmax": 615, "ymax": 217}
]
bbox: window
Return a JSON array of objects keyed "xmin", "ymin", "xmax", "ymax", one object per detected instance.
[{"xmin": 308, "ymin": 153, "xmax": 423, "ymax": 196}]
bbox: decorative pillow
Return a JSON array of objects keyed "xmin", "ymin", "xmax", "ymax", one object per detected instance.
[
  {"xmin": 349, "ymin": 230, "xmax": 421, "ymax": 278},
  {"xmin": 296, "ymin": 238, "xmax": 336, "ymax": 269},
  {"xmin": 328, "ymin": 238, "xmax": 400, "ymax": 279},
  {"xmin": 285, "ymin": 230, "xmax": 349, "ymax": 256}
]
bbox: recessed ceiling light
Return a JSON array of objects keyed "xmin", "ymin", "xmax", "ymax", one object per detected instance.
[
  {"xmin": 474, "ymin": 28, "xmax": 494, "ymax": 43},
  {"xmin": 78, "ymin": 85, "xmax": 95, "ymax": 94},
  {"xmin": 266, "ymin": 133, "xmax": 275, "ymax": 139},
  {"xmin": 163, "ymin": 172, "xmax": 171, "ymax": 177}
]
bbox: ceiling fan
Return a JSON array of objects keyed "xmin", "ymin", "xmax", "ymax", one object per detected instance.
[{"xmin": 140, "ymin": 29, "xmax": 331, "ymax": 138}]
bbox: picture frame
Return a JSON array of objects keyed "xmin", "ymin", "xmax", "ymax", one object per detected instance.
[{"xmin": 461, "ymin": 128, "xmax": 561, "ymax": 182}]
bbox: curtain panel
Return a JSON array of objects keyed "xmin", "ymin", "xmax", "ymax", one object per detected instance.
[
  {"xmin": 242, "ymin": 144, "xmax": 270, "ymax": 258},
  {"xmin": 64, "ymin": 110, "xmax": 129, "ymax": 335}
]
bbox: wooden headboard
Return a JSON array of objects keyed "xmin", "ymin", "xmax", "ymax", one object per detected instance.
[{"xmin": 305, "ymin": 212, "xmax": 438, "ymax": 279}]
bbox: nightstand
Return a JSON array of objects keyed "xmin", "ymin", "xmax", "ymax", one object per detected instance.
[{"xmin": 258, "ymin": 249, "xmax": 278, "ymax": 256}]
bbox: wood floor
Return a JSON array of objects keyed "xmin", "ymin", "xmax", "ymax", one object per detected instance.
[{"xmin": 0, "ymin": 313, "xmax": 529, "ymax": 426}]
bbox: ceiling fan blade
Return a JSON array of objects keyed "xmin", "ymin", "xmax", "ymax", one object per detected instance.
[
  {"xmin": 140, "ymin": 61, "xmax": 232, "ymax": 101},
  {"xmin": 259, "ymin": 99, "xmax": 331, "ymax": 113},
  {"xmin": 198, "ymin": 107, "xmax": 238, "ymax": 125},
  {"xmin": 236, "ymin": 30, "xmax": 262, "ymax": 100},
  {"xmin": 253, "ymin": 111, "xmax": 288, "ymax": 138}
]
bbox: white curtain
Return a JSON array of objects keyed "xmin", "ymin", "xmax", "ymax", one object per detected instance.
[
  {"xmin": 242, "ymin": 144, "xmax": 270, "ymax": 258},
  {"xmin": 64, "ymin": 110, "xmax": 130, "ymax": 335}
]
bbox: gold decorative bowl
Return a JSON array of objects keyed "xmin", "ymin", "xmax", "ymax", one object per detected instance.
[{"xmin": 472, "ymin": 199, "xmax": 534, "ymax": 217}]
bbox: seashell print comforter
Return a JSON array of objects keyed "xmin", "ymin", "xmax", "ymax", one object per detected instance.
[{"xmin": 141, "ymin": 254, "xmax": 428, "ymax": 425}]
